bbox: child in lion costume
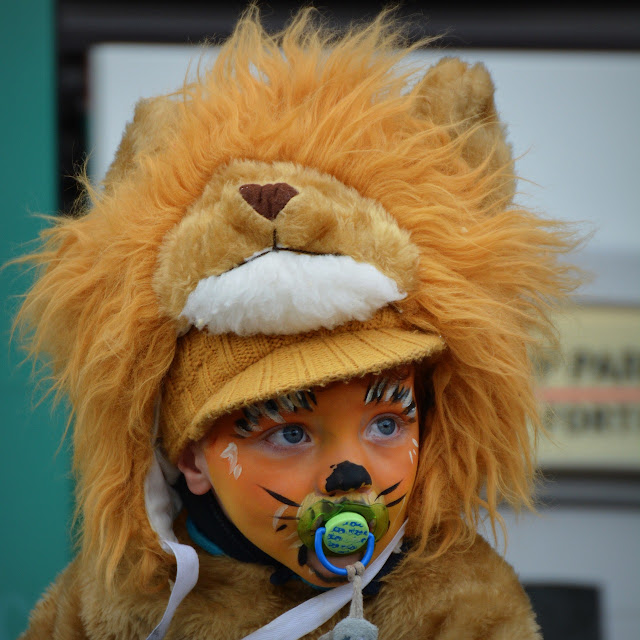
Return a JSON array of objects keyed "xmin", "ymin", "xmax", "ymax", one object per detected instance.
[{"xmin": 17, "ymin": 9, "xmax": 576, "ymax": 640}]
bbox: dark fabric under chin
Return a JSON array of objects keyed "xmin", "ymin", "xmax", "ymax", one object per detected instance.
[
  {"xmin": 173, "ymin": 474, "xmax": 405, "ymax": 593},
  {"xmin": 173, "ymin": 475, "xmax": 286, "ymax": 567}
]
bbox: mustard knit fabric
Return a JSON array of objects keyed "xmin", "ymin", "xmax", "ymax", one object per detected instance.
[{"xmin": 160, "ymin": 307, "xmax": 443, "ymax": 462}]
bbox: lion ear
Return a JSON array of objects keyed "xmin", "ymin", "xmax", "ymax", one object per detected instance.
[
  {"xmin": 103, "ymin": 96, "xmax": 183, "ymax": 189},
  {"xmin": 412, "ymin": 57, "xmax": 515, "ymax": 210}
]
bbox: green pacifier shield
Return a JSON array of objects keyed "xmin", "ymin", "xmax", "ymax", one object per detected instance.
[
  {"xmin": 322, "ymin": 512, "xmax": 369, "ymax": 555},
  {"xmin": 297, "ymin": 499, "xmax": 389, "ymax": 550}
]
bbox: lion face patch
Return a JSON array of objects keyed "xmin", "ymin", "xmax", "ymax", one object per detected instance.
[{"xmin": 154, "ymin": 160, "xmax": 420, "ymax": 335}]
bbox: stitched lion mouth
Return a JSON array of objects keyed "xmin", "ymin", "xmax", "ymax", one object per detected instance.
[
  {"xmin": 237, "ymin": 244, "xmax": 329, "ymax": 266},
  {"xmin": 179, "ymin": 250, "xmax": 406, "ymax": 336}
]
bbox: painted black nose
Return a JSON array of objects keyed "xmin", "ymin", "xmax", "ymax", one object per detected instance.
[
  {"xmin": 325, "ymin": 461, "xmax": 372, "ymax": 493},
  {"xmin": 239, "ymin": 182, "xmax": 298, "ymax": 220}
]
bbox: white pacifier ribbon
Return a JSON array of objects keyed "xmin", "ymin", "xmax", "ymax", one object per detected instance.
[
  {"xmin": 144, "ymin": 446, "xmax": 200, "ymax": 640},
  {"xmin": 241, "ymin": 520, "xmax": 407, "ymax": 640},
  {"xmin": 146, "ymin": 540, "xmax": 199, "ymax": 640}
]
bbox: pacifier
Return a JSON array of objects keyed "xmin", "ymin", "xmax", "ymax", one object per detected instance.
[{"xmin": 298, "ymin": 499, "xmax": 389, "ymax": 576}]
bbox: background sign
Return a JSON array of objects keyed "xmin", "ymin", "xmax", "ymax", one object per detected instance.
[{"xmin": 537, "ymin": 306, "xmax": 640, "ymax": 470}]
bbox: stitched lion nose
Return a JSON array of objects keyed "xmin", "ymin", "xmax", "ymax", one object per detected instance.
[{"xmin": 238, "ymin": 182, "xmax": 299, "ymax": 220}]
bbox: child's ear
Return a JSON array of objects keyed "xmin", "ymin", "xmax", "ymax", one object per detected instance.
[{"xmin": 177, "ymin": 443, "xmax": 213, "ymax": 495}]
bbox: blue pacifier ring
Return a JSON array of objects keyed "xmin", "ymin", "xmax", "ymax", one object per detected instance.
[{"xmin": 314, "ymin": 527, "xmax": 375, "ymax": 576}]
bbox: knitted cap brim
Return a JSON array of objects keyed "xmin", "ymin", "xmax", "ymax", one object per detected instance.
[{"xmin": 171, "ymin": 326, "xmax": 444, "ymax": 461}]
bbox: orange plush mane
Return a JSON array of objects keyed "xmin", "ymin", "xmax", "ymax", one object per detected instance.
[{"xmin": 16, "ymin": 7, "xmax": 579, "ymax": 591}]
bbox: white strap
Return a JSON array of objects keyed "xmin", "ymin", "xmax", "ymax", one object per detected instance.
[
  {"xmin": 241, "ymin": 521, "xmax": 407, "ymax": 640},
  {"xmin": 144, "ymin": 403, "xmax": 200, "ymax": 640},
  {"xmin": 145, "ymin": 540, "xmax": 199, "ymax": 640}
]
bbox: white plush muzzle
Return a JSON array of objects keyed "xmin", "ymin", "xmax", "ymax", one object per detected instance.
[{"xmin": 180, "ymin": 251, "xmax": 406, "ymax": 336}]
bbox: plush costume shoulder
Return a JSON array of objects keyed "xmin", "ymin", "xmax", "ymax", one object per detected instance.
[{"xmin": 21, "ymin": 533, "xmax": 539, "ymax": 640}]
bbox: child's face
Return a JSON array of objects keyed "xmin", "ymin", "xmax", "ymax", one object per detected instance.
[{"xmin": 188, "ymin": 372, "xmax": 419, "ymax": 587}]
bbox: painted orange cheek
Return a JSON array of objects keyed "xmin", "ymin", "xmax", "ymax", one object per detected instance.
[{"xmin": 205, "ymin": 438, "xmax": 305, "ymax": 518}]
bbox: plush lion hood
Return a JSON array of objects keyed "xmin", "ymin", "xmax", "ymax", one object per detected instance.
[{"xmin": 17, "ymin": 9, "xmax": 577, "ymax": 592}]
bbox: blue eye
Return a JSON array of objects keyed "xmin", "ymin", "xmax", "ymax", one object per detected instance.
[
  {"xmin": 282, "ymin": 425, "xmax": 304, "ymax": 443},
  {"xmin": 374, "ymin": 417, "xmax": 398, "ymax": 436},
  {"xmin": 364, "ymin": 415, "xmax": 405, "ymax": 443},
  {"xmin": 264, "ymin": 424, "xmax": 310, "ymax": 448}
]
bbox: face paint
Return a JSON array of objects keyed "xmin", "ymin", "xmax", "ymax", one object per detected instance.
[
  {"xmin": 199, "ymin": 371, "xmax": 419, "ymax": 587},
  {"xmin": 220, "ymin": 442, "xmax": 242, "ymax": 479},
  {"xmin": 325, "ymin": 461, "xmax": 372, "ymax": 492},
  {"xmin": 364, "ymin": 377, "xmax": 416, "ymax": 418},
  {"xmin": 233, "ymin": 391, "xmax": 318, "ymax": 436}
]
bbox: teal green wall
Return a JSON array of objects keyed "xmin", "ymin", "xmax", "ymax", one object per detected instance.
[{"xmin": 0, "ymin": 2, "xmax": 72, "ymax": 639}]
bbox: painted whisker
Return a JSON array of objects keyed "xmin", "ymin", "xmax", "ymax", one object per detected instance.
[
  {"xmin": 376, "ymin": 480, "xmax": 401, "ymax": 500},
  {"xmin": 386, "ymin": 494, "xmax": 407, "ymax": 508},
  {"xmin": 272, "ymin": 505, "xmax": 288, "ymax": 531},
  {"xmin": 261, "ymin": 486, "xmax": 301, "ymax": 507},
  {"xmin": 298, "ymin": 545, "xmax": 308, "ymax": 567}
]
